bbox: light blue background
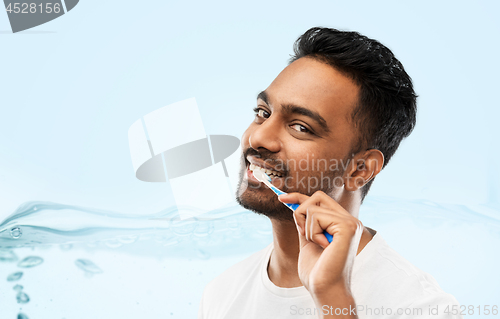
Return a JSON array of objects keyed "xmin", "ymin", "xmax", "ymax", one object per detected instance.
[
  {"xmin": 1, "ymin": 0, "xmax": 499, "ymax": 219},
  {"xmin": 1, "ymin": 0, "xmax": 499, "ymax": 317}
]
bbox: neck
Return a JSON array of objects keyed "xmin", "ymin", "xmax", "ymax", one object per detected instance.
[
  {"xmin": 268, "ymin": 219, "xmax": 302, "ymax": 288},
  {"xmin": 266, "ymin": 189, "xmax": 373, "ymax": 288}
]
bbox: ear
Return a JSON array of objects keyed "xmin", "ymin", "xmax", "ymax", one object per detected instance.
[{"xmin": 343, "ymin": 149, "xmax": 384, "ymax": 192}]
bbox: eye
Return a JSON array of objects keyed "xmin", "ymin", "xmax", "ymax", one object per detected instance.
[
  {"xmin": 290, "ymin": 123, "xmax": 311, "ymax": 134},
  {"xmin": 253, "ymin": 107, "xmax": 270, "ymax": 119}
]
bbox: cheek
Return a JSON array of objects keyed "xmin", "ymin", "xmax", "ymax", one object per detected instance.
[
  {"xmin": 286, "ymin": 146, "xmax": 338, "ymax": 175},
  {"xmin": 286, "ymin": 147, "xmax": 318, "ymax": 173}
]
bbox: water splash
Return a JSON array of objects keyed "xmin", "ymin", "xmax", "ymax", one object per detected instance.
[
  {"xmin": 16, "ymin": 291, "xmax": 30, "ymax": 304},
  {"xmin": 17, "ymin": 256, "xmax": 43, "ymax": 268},
  {"xmin": 75, "ymin": 259, "xmax": 103, "ymax": 275},
  {"xmin": 10, "ymin": 227, "xmax": 22, "ymax": 239},
  {"xmin": 7, "ymin": 271, "xmax": 23, "ymax": 281},
  {"xmin": 0, "ymin": 196, "xmax": 498, "ymax": 319},
  {"xmin": 59, "ymin": 243, "xmax": 73, "ymax": 251},
  {"xmin": 0, "ymin": 249, "xmax": 18, "ymax": 262},
  {"xmin": 0, "ymin": 201, "xmax": 272, "ymax": 259},
  {"xmin": 0, "ymin": 198, "xmax": 498, "ymax": 259}
]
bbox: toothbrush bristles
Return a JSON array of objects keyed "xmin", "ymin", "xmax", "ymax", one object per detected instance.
[{"xmin": 253, "ymin": 169, "xmax": 271, "ymax": 183}]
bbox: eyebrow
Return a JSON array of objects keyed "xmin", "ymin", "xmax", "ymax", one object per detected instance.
[{"xmin": 256, "ymin": 90, "xmax": 330, "ymax": 133}]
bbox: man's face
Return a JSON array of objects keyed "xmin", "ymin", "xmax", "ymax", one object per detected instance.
[{"xmin": 236, "ymin": 57, "xmax": 361, "ymax": 221}]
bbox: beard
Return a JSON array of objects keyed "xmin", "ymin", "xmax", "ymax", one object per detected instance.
[{"xmin": 235, "ymin": 148, "xmax": 350, "ymax": 222}]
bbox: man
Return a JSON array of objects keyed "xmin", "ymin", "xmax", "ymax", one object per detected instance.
[{"xmin": 198, "ymin": 27, "xmax": 462, "ymax": 318}]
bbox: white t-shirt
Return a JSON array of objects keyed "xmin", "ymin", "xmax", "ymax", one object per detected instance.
[{"xmin": 198, "ymin": 230, "xmax": 462, "ymax": 319}]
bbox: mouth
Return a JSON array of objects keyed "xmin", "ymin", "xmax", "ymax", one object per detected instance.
[
  {"xmin": 249, "ymin": 163, "xmax": 284, "ymax": 178},
  {"xmin": 245, "ymin": 158, "xmax": 285, "ymax": 185}
]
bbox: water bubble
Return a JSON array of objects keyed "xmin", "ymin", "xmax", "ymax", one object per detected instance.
[
  {"xmin": 104, "ymin": 239, "xmax": 123, "ymax": 249},
  {"xmin": 59, "ymin": 243, "xmax": 73, "ymax": 251},
  {"xmin": 162, "ymin": 238, "xmax": 180, "ymax": 247},
  {"xmin": 230, "ymin": 227, "xmax": 244, "ymax": 239},
  {"xmin": 158, "ymin": 233, "xmax": 179, "ymax": 245},
  {"xmin": 17, "ymin": 312, "xmax": 29, "ymax": 319},
  {"xmin": 118, "ymin": 235, "xmax": 138, "ymax": 244},
  {"xmin": 10, "ymin": 227, "xmax": 22, "ymax": 239},
  {"xmin": 13, "ymin": 284, "xmax": 23, "ymax": 291},
  {"xmin": 171, "ymin": 219, "xmax": 196, "ymax": 237},
  {"xmin": 194, "ymin": 221, "xmax": 214, "ymax": 237},
  {"xmin": 17, "ymin": 256, "xmax": 43, "ymax": 268},
  {"xmin": 226, "ymin": 218, "xmax": 239, "ymax": 231},
  {"xmin": 153, "ymin": 234, "xmax": 166, "ymax": 243},
  {"xmin": 0, "ymin": 249, "xmax": 18, "ymax": 262},
  {"xmin": 7, "ymin": 271, "xmax": 23, "ymax": 281},
  {"xmin": 16, "ymin": 291, "xmax": 30, "ymax": 304},
  {"xmin": 86, "ymin": 241, "xmax": 99, "ymax": 248},
  {"xmin": 75, "ymin": 259, "xmax": 103, "ymax": 274}
]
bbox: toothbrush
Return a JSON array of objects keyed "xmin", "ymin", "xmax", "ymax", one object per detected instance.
[{"xmin": 252, "ymin": 169, "xmax": 333, "ymax": 243}]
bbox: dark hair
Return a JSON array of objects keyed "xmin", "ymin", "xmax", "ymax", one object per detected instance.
[{"xmin": 288, "ymin": 27, "xmax": 417, "ymax": 203}]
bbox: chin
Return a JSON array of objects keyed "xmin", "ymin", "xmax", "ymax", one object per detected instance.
[{"xmin": 235, "ymin": 177, "xmax": 294, "ymax": 222}]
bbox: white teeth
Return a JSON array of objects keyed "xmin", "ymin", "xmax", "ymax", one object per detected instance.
[{"xmin": 249, "ymin": 163, "xmax": 282, "ymax": 177}]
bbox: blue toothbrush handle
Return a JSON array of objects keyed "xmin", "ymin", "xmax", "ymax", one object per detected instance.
[
  {"xmin": 283, "ymin": 203, "xmax": 333, "ymax": 243},
  {"xmin": 286, "ymin": 203, "xmax": 300, "ymax": 211},
  {"xmin": 269, "ymin": 183, "xmax": 332, "ymax": 244},
  {"xmin": 323, "ymin": 230, "xmax": 333, "ymax": 243}
]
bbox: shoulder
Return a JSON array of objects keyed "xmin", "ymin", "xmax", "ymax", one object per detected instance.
[
  {"xmin": 199, "ymin": 243, "xmax": 272, "ymax": 317},
  {"xmin": 353, "ymin": 232, "xmax": 461, "ymax": 314},
  {"xmin": 204, "ymin": 243, "xmax": 271, "ymax": 294}
]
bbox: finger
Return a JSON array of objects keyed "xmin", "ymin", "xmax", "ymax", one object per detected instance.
[
  {"xmin": 316, "ymin": 220, "xmax": 364, "ymax": 284},
  {"xmin": 279, "ymin": 191, "xmax": 327, "ymax": 207},
  {"xmin": 310, "ymin": 210, "xmax": 332, "ymax": 249},
  {"xmin": 294, "ymin": 199, "xmax": 350, "ymax": 235},
  {"xmin": 304, "ymin": 206, "xmax": 346, "ymax": 249},
  {"xmin": 308, "ymin": 191, "xmax": 347, "ymax": 211},
  {"xmin": 294, "ymin": 203, "xmax": 327, "ymax": 239},
  {"xmin": 304, "ymin": 206, "xmax": 360, "ymax": 242},
  {"xmin": 283, "ymin": 190, "xmax": 344, "ymax": 213}
]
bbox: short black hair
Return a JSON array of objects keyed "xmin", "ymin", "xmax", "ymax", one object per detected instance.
[{"xmin": 288, "ymin": 27, "xmax": 417, "ymax": 203}]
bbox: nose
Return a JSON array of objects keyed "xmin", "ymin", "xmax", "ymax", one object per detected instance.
[{"xmin": 248, "ymin": 117, "xmax": 281, "ymax": 153}]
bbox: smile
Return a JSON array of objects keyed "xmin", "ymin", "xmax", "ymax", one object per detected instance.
[{"xmin": 249, "ymin": 163, "xmax": 284, "ymax": 178}]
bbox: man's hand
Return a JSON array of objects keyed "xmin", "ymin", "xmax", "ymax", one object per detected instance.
[{"xmin": 278, "ymin": 190, "xmax": 363, "ymax": 318}]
